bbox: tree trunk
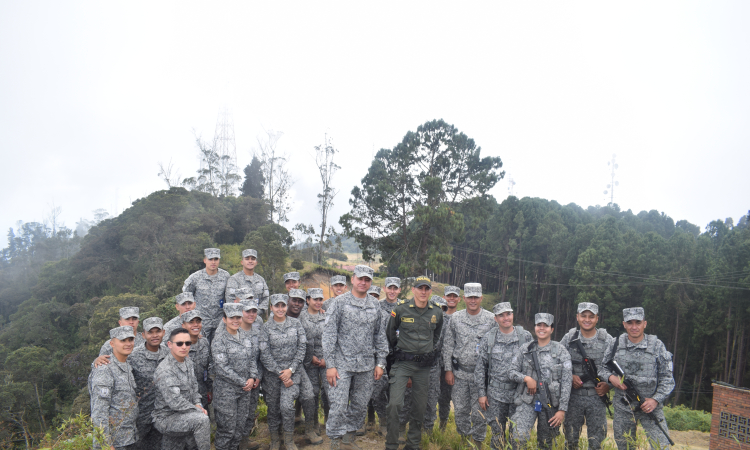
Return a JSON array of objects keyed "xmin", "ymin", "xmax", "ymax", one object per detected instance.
[
  {"xmin": 724, "ymin": 306, "xmax": 732, "ymax": 381},
  {"xmin": 673, "ymin": 347, "xmax": 688, "ymax": 405},
  {"xmin": 734, "ymin": 324, "xmax": 746, "ymax": 386},
  {"xmin": 34, "ymin": 383, "xmax": 46, "ymax": 431},
  {"xmin": 693, "ymin": 343, "xmax": 707, "ymax": 410}
]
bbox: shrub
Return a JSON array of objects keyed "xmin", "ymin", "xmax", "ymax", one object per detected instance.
[
  {"xmin": 291, "ymin": 259, "xmax": 304, "ymax": 271},
  {"xmin": 663, "ymin": 404, "xmax": 711, "ymax": 432}
]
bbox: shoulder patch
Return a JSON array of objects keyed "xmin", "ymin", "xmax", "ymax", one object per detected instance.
[
  {"xmin": 171, "ymin": 386, "xmax": 180, "ymax": 394},
  {"xmin": 401, "ymin": 317, "xmax": 415, "ymax": 323},
  {"xmin": 98, "ymin": 387, "xmax": 110, "ymax": 397},
  {"xmin": 398, "ymin": 300, "xmax": 406, "ymax": 305},
  {"xmin": 431, "ymin": 315, "xmax": 437, "ymax": 323},
  {"xmin": 391, "ymin": 310, "xmax": 396, "ymax": 318}
]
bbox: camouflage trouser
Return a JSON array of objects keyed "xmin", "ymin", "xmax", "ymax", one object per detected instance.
[
  {"xmin": 371, "ymin": 373, "xmax": 389, "ymax": 423},
  {"xmin": 613, "ymin": 406, "xmax": 671, "ymax": 450},
  {"xmin": 487, "ymin": 398, "xmax": 515, "ymax": 450},
  {"xmin": 452, "ymin": 376, "xmax": 487, "ymax": 441},
  {"xmin": 135, "ymin": 412, "xmax": 161, "ymax": 450},
  {"xmin": 213, "ymin": 379, "xmax": 253, "ymax": 450},
  {"xmin": 399, "ymin": 362, "xmax": 441, "ymax": 429},
  {"xmin": 510, "ymin": 402, "xmax": 560, "ymax": 450},
  {"xmin": 565, "ymin": 391, "xmax": 608, "ymax": 450},
  {"xmin": 304, "ymin": 365, "xmax": 328, "ymax": 424},
  {"xmin": 243, "ymin": 385, "xmax": 261, "ymax": 437},
  {"xmin": 263, "ymin": 371, "xmax": 300, "ymax": 433},
  {"xmin": 325, "ymin": 369, "xmax": 375, "ymax": 439},
  {"xmin": 154, "ymin": 410, "xmax": 211, "ymax": 450}
]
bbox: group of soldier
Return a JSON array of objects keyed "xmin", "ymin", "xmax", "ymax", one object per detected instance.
[{"xmin": 89, "ymin": 247, "xmax": 676, "ymax": 450}]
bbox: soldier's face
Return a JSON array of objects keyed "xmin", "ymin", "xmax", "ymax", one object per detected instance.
[
  {"xmin": 444, "ymin": 294, "xmax": 459, "ymax": 308},
  {"xmin": 577, "ymin": 311, "xmax": 598, "ymax": 331},
  {"xmin": 183, "ymin": 318, "xmax": 203, "ymax": 336},
  {"xmin": 241, "ymin": 256, "xmax": 258, "ymax": 271},
  {"xmin": 272, "ymin": 302, "xmax": 287, "ymax": 318},
  {"xmin": 332, "ymin": 283, "xmax": 348, "ymax": 296},
  {"xmin": 223, "ymin": 315, "xmax": 242, "ymax": 331},
  {"xmin": 204, "ymin": 257, "xmax": 220, "ymax": 271},
  {"xmin": 119, "ymin": 316, "xmax": 139, "ymax": 329},
  {"xmin": 308, "ymin": 297, "xmax": 323, "ymax": 312},
  {"xmin": 144, "ymin": 327, "xmax": 165, "ymax": 347},
  {"xmin": 412, "ymin": 285, "xmax": 432, "ymax": 303},
  {"xmin": 285, "ymin": 280, "xmax": 300, "ymax": 291},
  {"xmin": 352, "ymin": 275, "xmax": 372, "ymax": 296},
  {"xmin": 385, "ymin": 285, "xmax": 401, "ymax": 301},
  {"xmin": 624, "ymin": 319, "xmax": 647, "ymax": 340},
  {"xmin": 464, "ymin": 296, "xmax": 482, "ymax": 313},
  {"xmin": 288, "ymin": 297, "xmax": 305, "ymax": 315},
  {"xmin": 534, "ymin": 322, "xmax": 553, "ymax": 340},
  {"xmin": 111, "ymin": 337, "xmax": 135, "ymax": 356},
  {"xmin": 370, "ymin": 293, "xmax": 380, "ymax": 300},
  {"xmin": 495, "ymin": 311, "xmax": 514, "ymax": 330},
  {"xmin": 176, "ymin": 301, "xmax": 195, "ymax": 314},
  {"xmin": 169, "ymin": 333, "xmax": 192, "ymax": 358},
  {"xmin": 243, "ymin": 309, "xmax": 258, "ymax": 325}
]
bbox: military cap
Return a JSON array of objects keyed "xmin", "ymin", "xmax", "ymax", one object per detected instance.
[
  {"xmin": 119, "ymin": 307, "xmax": 139, "ymax": 319},
  {"xmin": 233, "ymin": 287, "xmax": 254, "ymax": 300},
  {"xmin": 181, "ymin": 310, "xmax": 203, "ymax": 323},
  {"xmin": 223, "ymin": 303, "xmax": 244, "ymax": 318},
  {"xmin": 110, "ymin": 326, "xmax": 135, "ymax": 340},
  {"xmin": 413, "ymin": 276, "xmax": 431, "ymax": 288},
  {"xmin": 288, "ymin": 288, "xmax": 306, "ymax": 299},
  {"xmin": 444, "ymin": 285, "xmax": 460, "ymax": 296},
  {"xmin": 493, "ymin": 302, "xmax": 513, "ymax": 315},
  {"xmin": 270, "ymin": 294, "xmax": 289, "ymax": 306},
  {"xmin": 204, "ymin": 248, "xmax": 220, "ymax": 259},
  {"xmin": 367, "ymin": 286, "xmax": 381, "ymax": 296},
  {"xmin": 431, "ymin": 295, "xmax": 447, "ymax": 307},
  {"xmin": 175, "ymin": 292, "xmax": 195, "ymax": 304},
  {"xmin": 142, "ymin": 317, "xmax": 163, "ymax": 331},
  {"xmin": 385, "ymin": 277, "xmax": 401, "ymax": 288},
  {"xmin": 331, "ymin": 275, "xmax": 347, "ymax": 286},
  {"xmin": 577, "ymin": 302, "xmax": 599, "ymax": 315},
  {"xmin": 463, "ymin": 283, "xmax": 482, "ymax": 297},
  {"xmin": 284, "ymin": 272, "xmax": 301, "ymax": 282},
  {"xmin": 242, "ymin": 249, "xmax": 258, "ymax": 258},
  {"xmin": 535, "ymin": 313, "xmax": 554, "ymax": 326},
  {"xmin": 308, "ymin": 288, "xmax": 324, "ymax": 299},
  {"xmin": 353, "ymin": 265, "xmax": 374, "ymax": 279},
  {"xmin": 241, "ymin": 300, "xmax": 260, "ymax": 311},
  {"xmin": 623, "ymin": 307, "xmax": 645, "ymax": 322}
]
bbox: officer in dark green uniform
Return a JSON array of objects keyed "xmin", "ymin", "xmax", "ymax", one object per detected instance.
[{"xmin": 385, "ymin": 276, "xmax": 443, "ymax": 450}]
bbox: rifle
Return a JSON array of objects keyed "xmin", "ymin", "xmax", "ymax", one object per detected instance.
[
  {"xmin": 605, "ymin": 359, "xmax": 675, "ymax": 446},
  {"xmin": 529, "ymin": 341, "xmax": 557, "ymax": 416},
  {"xmin": 569, "ymin": 331, "xmax": 613, "ymax": 413}
]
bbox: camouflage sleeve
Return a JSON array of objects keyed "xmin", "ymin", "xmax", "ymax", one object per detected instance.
[
  {"xmin": 653, "ymin": 340, "xmax": 675, "ymax": 404},
  {"xmin": 261, "ymin": 280, "xmax": 270, "ymax": 312},
  {"xmin": 474, "ymin": 331, "xmax": 491, "ymax": 398},
  {"xmin": 182, "ymin": 273, "xmax": 197, "ymax": 294},
  {"xmin": 301, "ymin": 319, "xmax": 314, "ymax": 367},
  {"xmin": 558, "ymin": 332, "xmax": 570, "ymax": 350},
  {"xmin": 188, "ymin": 362, "xmax": 202, "ymax": 405},
  {"xmin": 509, "ymin": 347, "xmax": 528, "ymax": 384},
  {"xmin": 442, "ymin": 318, "xmax": 457, "ymax": 372},
  {"xmin": 98, "ymin": 340, "xmax": 113, "ymax": 357},
  {"xmin": 90, "ymin": 368, "xmax": 115, "ymax": 446},
  {"xmin": 598, "ymin": 336, "xmax": 616, "ymax": 384},
  {"xmin": 322, "ymin": 303, "xmax": 341, "ymax": 370},
  {"xmin": 558, "ymin": 346, "xmax": 573, "ymax": 412},
  {"xmin": 224, "ymin": 277, "xmax": 238, "ymax": 303},
  {"xmin": 211, "ymin": 337, "xmax": 246, "ymax": 387},
  {"xmin": 259, "ymin": 326, "xmax": 280, "ymax": 374},
  {"xmin": 373, "ymin": 306, "xmax": 389, "ymax": 367},
  {"xmin": 292, "ymin": 321, "xmax": 306, "ymax": 374},
  {"xmin": 154, "ymin": 369, "xmax": 196, "ymax": 412}
]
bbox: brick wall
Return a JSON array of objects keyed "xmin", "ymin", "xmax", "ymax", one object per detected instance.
[{"xmin": 711, "ymin": 383, "xmax": 750, "ymax": 450}]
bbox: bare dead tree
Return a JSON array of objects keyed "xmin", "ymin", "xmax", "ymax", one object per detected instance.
[
  {"xmin": 254, "ymin": 129, "xmax": 292, "ymax": 223},
  {"xmin": 157, "ymin": 159, "xmax": 182, "ymax": 188},
  {"xmin": 313, "ymin": 134, "xmax": 340, "ymax": 262}
]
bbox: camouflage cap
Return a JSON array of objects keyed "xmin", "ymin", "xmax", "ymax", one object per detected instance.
[
  {"xmin": 110, "ymin": 326, "xmax": 135, "ymax": 340},
  {"xmin": 367, "ymin": 286, "xmax": 381, "ymax": 296},
  {"xmin": 119, "ymin": 307, "xmax": 139, "ymax": 319},
  {"xmin": 577, "ymin": 302, "xmax": 599, "ymax": 315},
  {"xmin": 242, "ymin": 249, "xmax": 258, "ymax": 258},
  {"xmin": 223, "ymin": 303, "xmax": 244, "ymax": 318},
  {"xmin": 142, "ymin": 317, "xmax": 163, "ymax": 331},
  {"xmin": 288, "ymin": 288, "xmax": 306, "ymax": 300},
  {"xmin": 463, "ymin": 283, "xmax": 482, "ymax": 298},
  {"xmin": 175, "ymin": 292, "xmax": 195, "ymax": 304},
  {"xmin": 308, "ymin": 288, "xmax": 324, "ymax": 299},
  {"xmin": 233, "ymin": 287, "xmax": 254, "ymax": 300},
  {"xmin": 385, "ymin": 277, "xmax": 401, "ymax": 288},
  {"xmin": 181, "ymin": 310, "xmax": 203, "ymax": 323},
  {"xmin": 535, "ymin": 313, "xmax": 554, "ymax": 326},
  {"xmin": 623, "ymin": 307, "xmax": 645, "ymax": 322},
  {"xmin": 241, "ymin": 300, "xmax": 260, "ymax": 311},
  {"xmin": 204, "ymin": 248, "xmax": 220, "ymax": 259},
  {"xmin": 444, "ymin": 285, "xmax": 460, "ymax": 296},
  {"xmin": 493, "ymin": 302, "xmax": 513, "ymax": 315},
  {"xmin": 414, "ymin": 276, "xmax": 431, "ymax": 288},
  {"xmin": 431, "ymin": 295, "xmax": 447, "ymax": 307},
  {"xmin": 330, "ymin": 275, "xmax": 347, "ymax": 285},
  {"xmin": 270, "ymin": 294, "xmax": 289, "ymax": 306},
  {"xmin": 284, "ymin": 272, "xmax": 301, "ymax": 282},
  {"xmin": 353, "ymin": 265, "xmax": 374, "ymax": 279}
]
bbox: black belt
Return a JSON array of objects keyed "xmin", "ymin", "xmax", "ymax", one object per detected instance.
[{"xmin": 395, "ymin": 349, "xmax": 436, "ymax": 367}]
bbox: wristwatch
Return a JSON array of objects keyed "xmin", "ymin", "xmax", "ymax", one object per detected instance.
[
  {"xmin": 289, "ymin": 367, "xmax": 295, "ymax": 374},
  {"xmin": 377, "ymin": 363, "xmax": 386, "ymax": 371}
]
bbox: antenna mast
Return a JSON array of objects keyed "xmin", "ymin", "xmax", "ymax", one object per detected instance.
[
  {"xmin": 603, "ymin": 154, "xmax": 619, "ymax": 206},
  {"xmin": 214, "ymin": 107, "xmax": 239, "ymax": 196}
]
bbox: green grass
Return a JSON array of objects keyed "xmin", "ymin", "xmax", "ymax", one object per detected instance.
[{"xmin": 663, "ymin": 405, "xmax": 711, "ymax": 432}]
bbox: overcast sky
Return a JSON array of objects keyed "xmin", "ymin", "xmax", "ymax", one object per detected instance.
[{"xmin": 1, "ymin": 1, "xmax": 748, "ymax": 244}]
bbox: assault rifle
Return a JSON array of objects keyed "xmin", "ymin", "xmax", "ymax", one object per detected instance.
[
  {"xmin": 569, "ymin": 331, "xmax": 613, "ymax": 413},
  {"xmin": 529, "ymin": 341, "xmax": 556, "ymax": 415},
  {"xmin": 605, "ymin": 359, "xmax": 674, "ymax": 446}
]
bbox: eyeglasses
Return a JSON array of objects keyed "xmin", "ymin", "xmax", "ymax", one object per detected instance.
[{"xmin": 172, "ymin": 341, "xmax": 192, "ymax": 347}]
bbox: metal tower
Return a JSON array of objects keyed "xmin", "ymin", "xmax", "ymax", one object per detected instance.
[
  {"xmin": 603, "ymin": 154, "xmax": 619, "ymax": 206},
  {"xmin": 213, "ymin": 107, "xmax": 239, "ymax": 196}
]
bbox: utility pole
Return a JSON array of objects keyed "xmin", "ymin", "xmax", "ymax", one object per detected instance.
[{"xmin": 603, "ymin": 154, "xmax": 619, "ymax": 206}]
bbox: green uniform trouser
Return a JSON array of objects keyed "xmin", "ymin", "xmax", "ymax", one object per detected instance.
[{"xmin": 386, "ymin": 361, "xmax": 431, "ymax": 450}]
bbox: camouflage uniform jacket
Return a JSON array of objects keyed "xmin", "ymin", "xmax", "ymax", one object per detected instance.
[
  {"xmin": 437, "ymin": 312, "xmax": 454, "ymax": 368},
  {"xmin": 128, "ymin": 343, "xmax": 170, "ymax": 423},
  {"xmin": 211, "ymin": 326, "xmax": 259, "ymax": 386},
  {"xmin": 441, "ymin": 308, "xmax": 495, "ymax": 380},
  {"xmin": 475, "ymin": 325, "xmax": 533, "ymax": 402},
  {"xmin": 152, "ymin": 353, "xmax": 202, "ymax": 420},
  {"xmin": 559, "ymin": 327, "xmax": 614, "ymax": 391},
  {"xmin": 100, "ymin": 334, "xmax": 145, "ymax": 356},
  {"xmin": 323, "ymin": 292, "xmax": 389, "ymax": 372},
  {"xmin": 89, "ymin": 358, "xmax": 138, "ymax": 448},
  {"xmin": 598, "ymin": 333, "xmax": 674, "ymax": 408},
  {"xmin": 225, "ymin": 271, "xmax": 270, "ymax": 313},
  {"xmin": 188, "ymin": 336, "xmax": 212, "ymax": 394},
  {"xmin": 182, "ymin": 268, "xmax": 231, "ymax": 329},
  {"xmin": 299, "ymin": 309, "xmax": 326, "ymax": 366},
  {"xmin": 259, "ymin": 317, "xmax": 306, "ymax": 379},
  {"xmin": 510, "ymin": 340, "xmax": 573, "ymax": 411}
]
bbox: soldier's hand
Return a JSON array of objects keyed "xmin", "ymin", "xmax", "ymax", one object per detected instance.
[
  {"xmin": 196, "ymin": 404, "xmax": 208, "ymax": 415},
  {"xmin": 318, "ymin": 357, "xmax": 326, "ymax": 367},
  {"xmin": 572, "ymin": 375, "xmax": 583, "ymax": 389},
  {"xmin": 406, "ymin": 378, "xmax": 412, "ymax": 388},
  {"xmin": 641, "ymin": 398, "xmax": 658, "ymax": 413},
  {"xmin": 374, "ymin": 366, "xmax": 384, "ymax": 381},
  {"xmin": 283, "ymin": 378, "xmax": 294, "ymax": 388},
  {"xmin": 445, "ymin": 371, "xmax": 455, "ymax": 386},
  {"xmin": 609, "ymin": 375, "xmax": 627, "ymax": 391},
  {"xmin": 524, "ymin": 376, "xmax": 537, "ymax": 395},
  {"xmin": 478, "ymin": 396, "xmax": 489, "ymax": 411},
  {"xmin": 595, "ymin": 381, "xmax": 610, "ymax": 396},
  {"xmin": 93, "ymin": 355, "xmax": 110, "ymax": 368},
  {"xmin": 279, "ymin": 369, "xmax": 292, "ymax": 382},
  {"xmin": 312, "ymin": 356, "xmax": 321, "ymax": 366},
  {"xmin": 327, "ymin": 368, "xmax": 340, "ymax": 387},
  {"xmin": 548, "ymin": 411, "xmax": 565, "ymax": 428},
  {"xmin": 243, "ymin": 378, "xmax": 255, "ymax": 391},
  {"xmin": 252, "ymin": 379, "xmax": 261, "ymax": 389},
  {"xmin": 111, "ymin": 446, "xmax": 116, "ymax": 450}
]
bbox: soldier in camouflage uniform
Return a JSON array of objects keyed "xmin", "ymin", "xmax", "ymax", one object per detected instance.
[
  {"xmin": 153, "ymin": 328, "xmax": 210, "ymax": 450},
  {"xmin": 367, "ymin": 285, "xmax": 381, "ymax": 299},
  {"xmin": 323, "ymin": 265, "xmax": 389, "ymax": 450},
  {"xmin": 162, "ymin": 293, "xmax": 197, "ymax": 338},
  {"xmin": 89, "ymin": 326, "xmax": 138, "ymax": 450},
  {"xmin": 225, "ymin": 249, "xmax": 270, "ymax": 315},
  {"xmin": 260, "ymin": 294, "xmax": 313, "ymax": 450},
  {"xmin": 129, "ymin": 318, "xmax": 169, "ymax": 450},
  {"xmin": 239, "ymin": 300, "xmax": 264, "ymax": 450},
  {"xmin": 509, "ymin": 313, "xmax": 572, "ymax": 450},
  {"xmin": 284, "ymin": 272, "xmax": 301, "ymax": 290},
  {"xmin": 300, "ymin": 288, "xmax": 329, "ymax": 437},
  {"xmin": 286, "ymin": 288, "xmax": 306, "ymax": 319},
  {"xmin": 180, "ymin": 310, "xmax": 212, "ymax": 409},
  {"xmin": 475, "ymin": 302, "xmax": 533, "ymax": 450},
  {"xmin": 600, "ymin": 307, "xmax": 675, "ymax": 450},
  {"xmin": 322, "ymin": 275, "xmax": 348, "ymax": 312},
  {"xmin": 97, "ymin": 307, "xmax": 146, "ymax": 361},
  {"xmin": 442, "ymin": 283, "xmax": 496, "ymax": 447},
  {"xmin": 182, "ymin": 248, "xmax": 230, "ymax": 342},
  {"xmin": 436, "ymin": 285, "xmax": 460, "ymax": 430},
  {"xmin": 369, "ymin": 277, "xmax": 401, "ymax": 436},
  {"xmin": 559, "ymin": 302, "xmax": 614, "ymax": 450},
  {"xmin": 211, "ymin": 303, "xmax": 259, "ymax": 450}
]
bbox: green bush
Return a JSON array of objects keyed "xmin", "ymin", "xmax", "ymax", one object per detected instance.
[
  {"xmin": 291, "ymin": 259, "xmax": 304, "ymax": 271},
  {"xmin": 663, "ymin": 404, "xmax": 711, "ymax": 432}
]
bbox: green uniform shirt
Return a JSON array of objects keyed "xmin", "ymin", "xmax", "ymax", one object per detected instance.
[{"xmin": 386, "ymin": 298, "xmax": 443, "ymax": 355}]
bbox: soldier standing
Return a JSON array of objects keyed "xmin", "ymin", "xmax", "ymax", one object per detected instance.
[
  {"xmin": 182, "ymin": 248, "xmax": 230, "ymax": 342},
  {"xmin": 367, "ymin": 285, "xmax": 381, "ymax": 299},
  {"xmin": 152, "ymin": 328, "xmax": 210, "ymax": 450},
  {"xmin": 286, "ymin": 288, "xmax": 306, "ymax": 319},
  {"xmin": 129, "ymin": 318, "xmax": 169, "ymax": 450},
  {"xmin": 90, "ymin": 326, "xmax": 138, "ymax": 450},
  {"xmin": 211, "ymin": 303, "xmax": 259, "ymax": 450},
  {"xmin": 300, "ymin": 288, "xmax": 329, "ymax": 437},
  {"xmin": 436, "ymin": 285, "xmax": 460, "ymax": 430},
  {"xmin": 509, "ymin": 313, "xmax": 572, "ymax": 450},
  {"xmin": 284, "ymin": 272, "xmax": 301, "ymax": 290},
  {"xmin": 322, "ymin": 275, "xmax": 348, "ymax": 312},
  {"xmin": 180, "ymin": 310, "xmax": 212, "ymax": 409},
  {"xmin": 225, "ymin": 249, "xmax": 270, "ymax": 315},
  {"xmin": 238, "ymin": 299, "xmax": 264, "ymax": 450},
  {"xmin": 442, "ymin": 283, "xmax": 495, "ymax": 448},
  {"xmin": 322, "ymin": 265, "xmax": 389, "ymax": 450},
  {"xmin": 369, "ymin": 277, "xmax": 401, "ymax": 436},
  {"xmin": 97, "ymin": 307, "xmax": 145, "ymax": 362},
  {"xmin": 559, "ymin": 302, "xmax": 613, "ymax": 450},
  {"xmin": 601, "ymin": 307, "xmax": 675, "ymax": 450},
  {"xmin": 384, "ymin": 276, "xmax": 443, "ymax": 450},
  {"xmin": 162, "ymin": 293, "xmax": 197, "ymax": 337},
  {"xmin": 475, "ymin": 302, "xmax": 533, "ymax": 450}
]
